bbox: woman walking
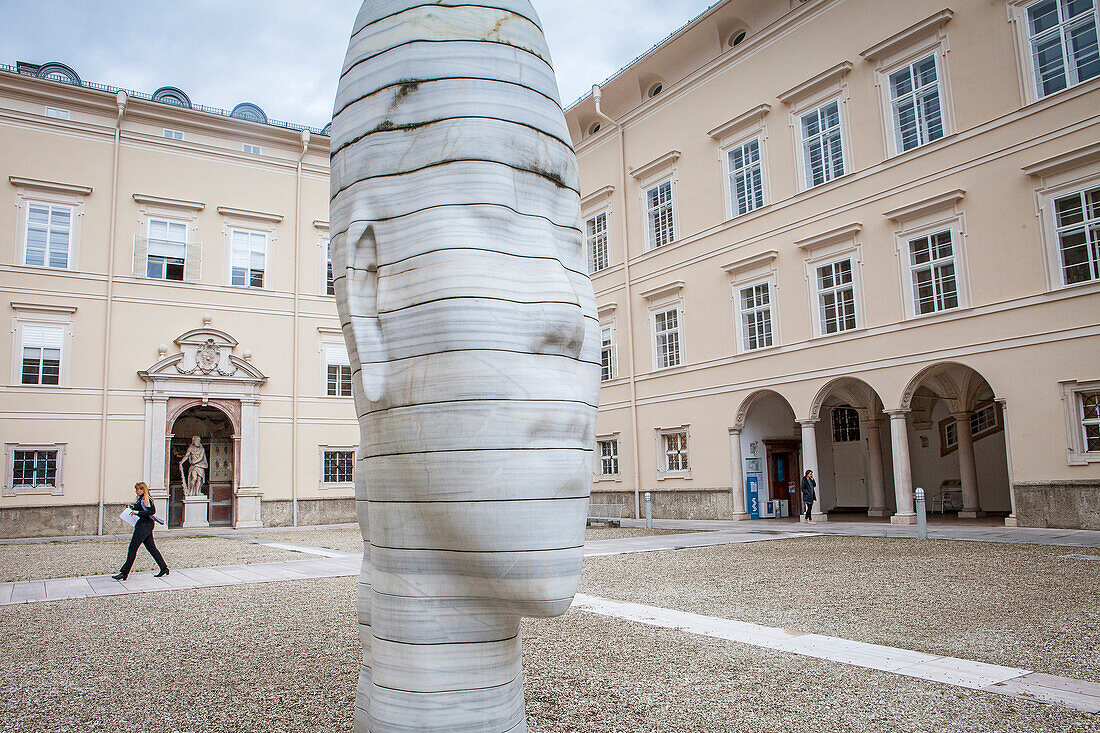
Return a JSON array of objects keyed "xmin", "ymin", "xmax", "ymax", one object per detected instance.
[
  {"xmin": 112, "ymin": 482, "xmax": 168, "ymax": 580},
  {"xmin": 800, "ymin": 470, "xmax": 817, "ymax": 524}
]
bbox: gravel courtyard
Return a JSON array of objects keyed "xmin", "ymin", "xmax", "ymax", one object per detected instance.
[
  {"xmin": 579, "ymin": 536, "xmax": 1100, "ymax": 681},
  {"xmin": 0, "ymin": 535, "xmax": 305, "ymax": 582},
  {"xmin": 1, "ymin": 534, "xmax": 1097, "ymax": 732}
]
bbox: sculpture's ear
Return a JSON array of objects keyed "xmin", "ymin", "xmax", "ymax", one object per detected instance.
[{"xmin": 340, "ymin": 223, "xmax": 386, "ymax": 403}]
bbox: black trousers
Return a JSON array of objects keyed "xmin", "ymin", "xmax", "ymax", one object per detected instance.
[
  {"xmin": 804, "ymin": 500, "xmax": 814, "ymax": 521},
  {"xmin": 120, "ymin": 522, "xmax": 166, "ymax": 575}
]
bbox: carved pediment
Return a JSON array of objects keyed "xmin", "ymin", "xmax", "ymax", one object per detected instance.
[{"xmin": 139, "ymin": 327, "xmax": 267, "ymax": 383}]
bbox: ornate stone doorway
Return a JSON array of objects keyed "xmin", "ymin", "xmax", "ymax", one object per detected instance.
[
  {"xmin": 139, "ymin": 320, "xmax": 267, "ymax": 529},
  {"xmin": 168, "ymin": 405, "xmax": 236, "ymax": 527}
]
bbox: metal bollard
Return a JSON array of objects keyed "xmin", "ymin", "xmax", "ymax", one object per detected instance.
[
  {"xmin": 915, "ymin": 487, "xmax": 928, "ymax": 540},
  {"xmin": 644, "ymin": 491, "xmax": 653, "ymax": 529}
]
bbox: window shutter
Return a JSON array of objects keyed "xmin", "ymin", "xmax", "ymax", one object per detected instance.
[
  {"xmin": 22, "ymin": 325, "xmax": 64, "ymax": 349},
  {"xmin": 184, "ymin": 241, "xmax": 202, "ymax": 282},
  {"xmin": 132, "ymin": 235, "xmax": 148, "ymax": 277},
  {"xmin": 326, "ymin": 344, "xmax": 350, "ymax": 367}
]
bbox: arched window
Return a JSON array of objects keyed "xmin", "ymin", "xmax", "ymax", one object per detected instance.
[
  {"xmin": 35, "ymin": 62, "xmax": 80, "ymax": 85},
  {"xmin": 153, "ymin": 86, "xmax": 192, "ymax": 109},
  {"xmin": 230, "ymin": 102, "xmax": 267, "ymax": 124}
]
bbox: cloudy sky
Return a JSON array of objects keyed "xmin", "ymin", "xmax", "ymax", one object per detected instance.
[{"xmin": 1, "ymin": 0, "xmax": 717, "ymax": 128}]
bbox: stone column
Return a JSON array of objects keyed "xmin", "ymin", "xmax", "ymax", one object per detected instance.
[
  {"xmin": 797, "ymin": 419, "xmax": 826, "ymax": 521},
  {"xmin": 728, "ymin": 428, "xmax": 750, "ymax": 520},
  {"xmin": 997, "ymin": 398, "xmax": 1019, "ymax": 527},
  {"xmin": 235, "ymin": 398, "xmax": 263, "ymax": 528},
  {"xmin": 952, "ymin": 411, "xmax": 983, "ymax": 519},
  {"xmin": 865, "ymin": 418, "xmax": 889, "ymax": 517},
  {"xmin": 886, "ymin": 410, "xmax": 916, "ymax": 524}
]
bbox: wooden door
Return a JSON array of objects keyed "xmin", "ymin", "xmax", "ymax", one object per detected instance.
[
  {"xmin": 767, "ymin": 444, "xmax": 802, "ymax": 517},
  {"xmin": 208, "ymin": 438, "xmax": 234, "ymax": 526}
]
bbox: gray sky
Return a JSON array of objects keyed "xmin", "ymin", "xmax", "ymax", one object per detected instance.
[{"xmin": 1, "ymin": 0, "xmax": 718, "ymax": 128}]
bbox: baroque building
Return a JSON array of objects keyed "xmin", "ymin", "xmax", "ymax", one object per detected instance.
[
  {"xmin": 2, "ymin": 0, "xmax": 1099, "ymax": 537},
  {"xmin": 566, "ymin": 0, "xmax": 1100, "ymax": 529}
]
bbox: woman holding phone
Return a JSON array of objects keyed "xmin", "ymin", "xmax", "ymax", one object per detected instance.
[{"xmin": 112, "ymin": 482, "xmax": 168, "ymax": 580}]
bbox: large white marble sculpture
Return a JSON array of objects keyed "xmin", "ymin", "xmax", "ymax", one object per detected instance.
[{"xmin": 329, "ymin": 2, "xmax": 599, "ymax": 730}]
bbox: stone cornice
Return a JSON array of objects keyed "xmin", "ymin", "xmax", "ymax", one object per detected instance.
[
  {"xmin": 860, "ymin": 9, "xmax": 954, "ymax": 62},
  {"xmin": 794, "ymin": 222, "xmax": 862, "ymax": 250},
  {"xmin": 629, "ymin": 150, "xmax": 681, "ymax": 181},
  {"xmin": 216, "ymin": 206, "xmax": 284, "ymax": 223},
  {"xmin": 776, "ymin": 61, "xmax": 853, "ymax": 105},
  {"xmin": 132, "ymin": 193, "xmax": 205, "ymax": 211},
  {"xmin": 707, "ymin": 104, "xmax": 772, "ymax": 141},
  {"xmin": 9, "ymin": 176, "xmax": 92, "ymax": 196},
  {"xmin": 882, "ymin": 189, "xmax": 966, "ymax": 222}
]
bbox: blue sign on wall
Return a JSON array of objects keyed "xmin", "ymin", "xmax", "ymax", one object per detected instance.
[{"xmin": 746, "ymin": 474, "xmax": 761, "ymax": 520}]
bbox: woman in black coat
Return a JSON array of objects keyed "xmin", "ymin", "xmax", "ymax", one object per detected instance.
[
  {"xmin": 800, "ymin": 470, "xmax": 817, "ymax": 524},
  {"xmin": 112, "ymin": 482, "xmax": 168, "ymax": 580}
]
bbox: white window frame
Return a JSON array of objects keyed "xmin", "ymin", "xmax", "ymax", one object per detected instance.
[
  {"xmin": 779, "ymin": 63, "xmax": 853, "ymax": 194},
  {"xmin": 644, "ymin": 179, "xmax": 676, "ymax": 250},
  {"xmin": 599, "ymin": 321, "xmax": 617, "ymax": 382},
  {"xmin": 886, "ymin": 192, "xmax": 972, "ymax": 319},
  {"xmin": 1051, "ymin": 184, "xmax": 1100, "ymax": 286},
  {"xmin": 229, "ymin": 228, "xmax": 268, "ymax": 289},
  {"xmin": 862, "ymin": 11, "xmax": 956, "ymax": 158},
  {"xmin": 652, "ymin": 306, "xmax": 682, "ymax": 369},
  {"xmin": 243, "ymin": 143, "xmax": 262, "ymax": 155},
  {"xmin": 45, "ymin": 106, "xmax": 70, "ymax": 120},
  {"xmin": 723, "ymin": 250, "xmax": 780, "ymax": 355},
  {"xmin": 322, "ymin": 338, "xmax": 352, "ymax": 398},
  {"xmin": 1007, "ymin": 0, "xmax": 1100, "ymax": 104},
  {"xmin": 9, "ymin": 304, "xmax": 75, "ymax": 388},
  {"xmin": 630, "ymin": 151, "xmax": 680, "ymax": 253},
  {"xmin": 641, "ymin": 282, "xmax": 685, "ymax": 371},
  {"xmin": 799, "ymin": 99, "xmax": 847, "ymax": 189},
  {"xmin": 737, "ymin": 279, "xmax": 776, "ymax": 352},
  {"xmin": 318, "ymin": 445, "xmax": 355, "ymax": 488},
  {"xmin": 219, "ymin": 208, "xmax": 282, "ymax": 290},
  {"xmin": 1028, "ymin": 157, "xmax": 1100, "ymax": 291},
  {"xmin": 939, "ymin": 404, "xmax": 1003, "ymax": 455},
  {"xmin": 797, "ymin": 225, "xmax": 865, "ymax": 339},
  {"xmin": 11, "ymin": 178, "xmax": 89, "ymax": 271},
  {"xmin": 1060, "ymin": 379, "xmax": 1100, "ymax": 464},
  {"xmin": 656, "ymin": 426, "xmax": 691, "ymax": 480},
  {"xmin": 145, "ymin": 217, "xmax": 189, "ymax": 282},
  {"xmin": 22, "ymin": 201, "xmax": 73, "ymax": 270},
  {"xmin": 595, "ymin": 435, "xmax": 621, "ymax": 480},
  {"xmin": 586, "ymin": 210, "xmax": 611, "ymax": 274},
  {"xmin": 709, "ymin": 105, "xmax": 771, "ymax": 221},
  {"xmin": 163, "ymin": 129, "xmax": 184, "ymax": 141},
  {"xmin": 727, "ymin": 137, "xmax": 767, "ymax": 217},
  {"xmin": 886, "ymin": 53, "xmax": 948, "ymax": 154},
  {"xmin": 133, "ymin": 195, "xmax": 204, "ymax": 284},
  {"xmin": 4, "ymin": 443, "xmax": 66, "ymax": 496}
]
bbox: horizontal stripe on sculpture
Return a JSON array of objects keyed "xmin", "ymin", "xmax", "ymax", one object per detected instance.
[
  {"xmin": 328, "ymin": 202, "xmax": 582, "ymax": 238},
  {"xmin": 352, "ymin": 1, "xmax": 543, "ymax": 36},
  {"xmin": 333, "ymin": 75, "xmax": 562, "ymax": 119}
]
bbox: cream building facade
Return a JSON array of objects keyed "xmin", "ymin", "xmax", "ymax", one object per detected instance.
[
  {"xmin": 567, "ymin": 0, "xmax": 1100, "ymax": 529},
  {"xmin": 0, "ymin": 61, "xmax": 355, "ymax": 537},
  {"xmin": 2, "ymin": 0, "xmax": 1099, "ymax": 537}
]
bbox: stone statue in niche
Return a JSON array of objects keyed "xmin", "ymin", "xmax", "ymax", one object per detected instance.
[
  {"xmin": 330, "ymin": 2, "xmax": 599, "ymax": 731},
  {"xmin": 179, "ymin": 436, "xmax": 208, "ymax": 497}
]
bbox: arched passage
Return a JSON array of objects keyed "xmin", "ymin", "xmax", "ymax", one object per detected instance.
[
  {"xmin": 168, "ymin": 404, "xmax": 236, "ymax": 527},
  {"xmin": 809, "ymin": 377, "xmax": 893, "ymax": 518},
  {"xmin": 897, "ymin": 362, "xmax": 1011, "ymax": 519},
  {"xmin": 733, "ymin": 389, "xmax": 803, "ymax": 520}
]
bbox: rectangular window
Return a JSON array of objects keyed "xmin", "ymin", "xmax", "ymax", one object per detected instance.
[
  {"xmin": 889, "ymin": 55, "xmax": 944, "ymax": 152},
  {"xmin": 832, "ymin": 407, "xmax": 861, "ymax": 443},
  {"xmin": 21, "ymin": 325, "xmax": 63, "ymax": 386},
  {"xmin": 325, "ymin": 241, "xmax": 335, "ymax": 295},
  {"xmin": 243, "ymin": 143, "xmax": 262, "ymax": 155},
  {"xmin": 24, "ymin": 202, "xmax": 71, "ymax": 269},
  {"xmin": 146, "ymin": 218, "xmax": 187, "ymax": 281},
  {"xmin": 586, "ymin": 212, "xmax": 609, "ymax": 273},
  {"xmin": 663, "ymin": 431, "xmax": 689, "ymax": 473},
  {"xmin": 646, "ymin": 180, "xmax": 675, "ymax": 249},
  {"xmin": 941, "ymin": 404, "xmax": 1001, "ymax": 452},
  {"xmin": 728, "ymin": 138, "xmax": 765, "ymax": 216},
  {"xmin": 326, "ymin": 344, "xmax": 352, "ymax": 397},
  {"xmin": 1053, "ymin": 186, "xmax": 1100, "ymax": 284},
  {"xmin": 598, "ymin": 439, "xmax": 620, "ymax": 476},
  {"xmin": 816, "ymin": 259, "xmax": 857, "ymax": 334},
  {"xmin": 739, "ymin": 282, "xmax": 773, "ymax": 351},
  {"xmin": 163, "ymin": 129, "xmax": 184, "ymax": 141},
  {"xmin": 801, "ymin": 100, "xmax": 845, "ymax": 188},
  {"xmin": 12, "ymin": 449, "xmax": 58, "ymax": 490},
  {"xmin": 1081, "ymin": 391, "xmax": 1100, "ymax": 452},
  {"xmin": 1026, "ymin": 0, "xmax": 1100, "ymax": 98},
  {"xmin": 45, "ymin": 107, "xmax": 70, "ymax": 120},
  {"xmin": 653, "ymin": 307, "xmax": 681, "ymax": 369},
  {"xmin": 323, "ymin": 450, "xmax": 354, "ymax": 484},
  {"xmin": 909, "ymin": 230, "xmax": 959, "ymax": 314},
  {"xmin": 231, "ymin": 230, "xmax": 266, "ymax": 288},
  {"xmin": 600, "ymin": 325, "xmax": 615, "ymax": 381}
]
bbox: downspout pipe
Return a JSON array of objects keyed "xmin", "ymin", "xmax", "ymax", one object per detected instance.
[
  {"xmin": 291, "ymin": 128, "xmax": 310, "ymax": 527},
  {"xmin": 96, "ymin": 90, "xmax": 127, "ymax": 536},
  {"xmin": 592, "ymin": 85, "xmax": 643, "ymax": 520}
]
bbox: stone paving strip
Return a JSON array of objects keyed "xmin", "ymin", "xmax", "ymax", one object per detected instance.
[{"xmin": 570, "ymin": 594, "xmax": 1100, "ymax": 714}]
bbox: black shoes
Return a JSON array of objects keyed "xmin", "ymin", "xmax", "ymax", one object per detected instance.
[
  {"xmin": 155, "ymin": 568, "xmax": 169, "ymax": 577},
  {"xmin": 112, "ymin": 573, "xmax": 126, "ymax": 580}
]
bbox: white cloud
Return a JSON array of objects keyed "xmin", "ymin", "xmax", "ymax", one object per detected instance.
[{"xmin": 2, "ymin": 0, "xmax": 716, "ymax": 127}]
